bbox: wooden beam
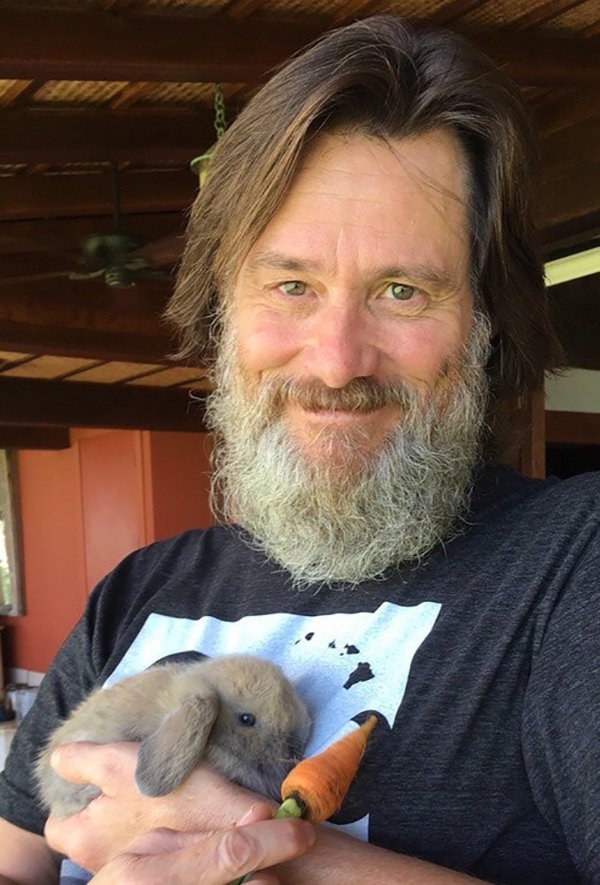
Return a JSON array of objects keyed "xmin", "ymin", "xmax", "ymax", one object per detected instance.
[
  {"xmin": 0, "ymin": 213, "xmax": 184, "ymax": 255},
  {"xmin": 540, "ymin": 120, "xmax": 600, "ymax": 178},
  {"xmin": 0, "ymin": 109, "xmax": 214, "ymax": 165},
  {"xmin": 0, "ymin": 8, "xmax": 598, "ymax": 88},
  {"xmin": 533, "ymin": 87, "xmax": 599, "ymax": 136},
  {"xmin": 541, "ymin": 210, "xmax": 600, "ymax": 253},
  {"xmin": 0, "ymin": 282, "xmax": 174, "ymax": 363},
  {"xmin": 475, "ymin": 32, "xmax": 600, "ymax": 86},
  {"xmin": 507, "ymin": 0, "xmax": 590, "ymax": 33},
  {"xmin": 538, "ymin": 161, "xmax": 600, "ymax": 230},
  {"xmin": 546, "ymin": 411, "xmax": 600, "ymax": 446},
  {"xmin": 0, "ymin": 376, "xmax": 208, "ymax": 432},
  {"xmin": 0, "ymin": 170, "xmax": 196, "ymax": 221},
  {"xmin": 0, "ymin": 8, "xmax": 321, "ymax": 83},
  {"xmin": 4, "ymin": 105, "xmax": 596, "ymax": 175},
  {"xmin": 0, "ymin": 426, "xmax": 71, "ymax": 450},
  {"xmin": 0, "ymin": 319, "xmax": 171, "ymax": 365},
  {"xmin": 0, "ymin": 159, "xmax": 594, "ymax": 257},
  {"xmin": 513, "ymin": 388, "xmax": 546, "ymax": 478}
]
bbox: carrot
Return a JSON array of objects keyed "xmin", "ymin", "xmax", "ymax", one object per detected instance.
[
  {"xmin": 278, "ymin": 714, "xmax": 378, "ymax": 822},
  {"xmin": 227, "ymin": 715, "xmax": 377, "ymax": 885}
]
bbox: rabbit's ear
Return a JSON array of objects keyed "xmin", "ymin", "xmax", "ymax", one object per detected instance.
[{"xmin": 135, "ymin": 693, "xmax": 219, "ymax": 797}]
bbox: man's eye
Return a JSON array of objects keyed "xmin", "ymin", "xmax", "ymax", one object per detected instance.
[
  {"xmin": 279, "ymin": 280, "xmax": 307, "ymax": 296},
  {"xmin": 385, "ymin": 282, "xmax": 417, "ymax": 301}
]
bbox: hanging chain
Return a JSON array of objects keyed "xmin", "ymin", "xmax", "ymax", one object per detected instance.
[
  {"xmin": 190, "ymin": 84, "xmax": 227, "ymax": 179},
  {"xmin": 214, "ymin": 84, "xmax": 227, "ymax": 140}
]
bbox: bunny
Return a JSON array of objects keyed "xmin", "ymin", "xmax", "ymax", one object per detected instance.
[{"xmin": 35, "ymin": 654, "xmax": 311, "ymax": 819}]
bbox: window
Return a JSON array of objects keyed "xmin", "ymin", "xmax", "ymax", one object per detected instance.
[{"xmin": 0, "ymin": 450, "xmax": 23, "ymax": 615}]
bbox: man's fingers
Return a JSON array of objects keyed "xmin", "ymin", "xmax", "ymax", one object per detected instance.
[
  {"xmin": 90, "ymin": 819, "xmax": 316, "ymax": 885},
  {"xmin": 211, "ymin": 819, "xmax": 316, "ymax": 881},
  {"xmin": 50, "ymin": 741, "xmax": 138, "ymax": 789}
]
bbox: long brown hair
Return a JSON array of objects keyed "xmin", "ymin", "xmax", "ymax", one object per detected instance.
[{"xmin": 167, "ymin": 15, "xmax": 563, "ymax": 407}]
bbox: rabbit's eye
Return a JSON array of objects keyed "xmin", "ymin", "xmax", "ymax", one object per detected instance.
[{"xmin": 238, "ymin": 712, "xmax": 256, "ymax": 727}]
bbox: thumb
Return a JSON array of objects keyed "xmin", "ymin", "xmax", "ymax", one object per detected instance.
[{"xmin": 90, "ymin": 819, "xmax": 315, "ymax": 885}]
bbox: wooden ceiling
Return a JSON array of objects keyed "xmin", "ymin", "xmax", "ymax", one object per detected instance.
[{"xmin": 0, "ymin": 0, "xmax": 599, "ymax": 448}]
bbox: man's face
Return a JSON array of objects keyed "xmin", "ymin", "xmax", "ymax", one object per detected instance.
[
  {"xmin": 230, "ymin": 129, "xmax": 474, "ymax": 465},
  {"xmin": 207, "ymin": 129, "xmax": 490, "ymax": 585}
]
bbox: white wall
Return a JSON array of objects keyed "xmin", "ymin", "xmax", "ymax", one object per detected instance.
[{"xmin": 545, "ymin": 368, "xmax": 600, "ymax": 414}]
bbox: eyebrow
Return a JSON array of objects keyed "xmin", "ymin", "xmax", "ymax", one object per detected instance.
[
  {"xmin": 246, "ymin": 251, "xmax": 322, "ymax": 275},
  {"xmin": 246, "ymin": 250, "xmax": 459, "ymax": 293}
]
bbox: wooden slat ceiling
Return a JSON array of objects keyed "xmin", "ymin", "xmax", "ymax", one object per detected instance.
[{"xmin": 0, "ymin": 0, "xmax": 599, "ymax": 444}]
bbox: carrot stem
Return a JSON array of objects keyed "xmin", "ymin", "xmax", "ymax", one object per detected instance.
[
  {"xmin": 226, "ymin": 716, "xmax": 377, "ymax": 885},
  {"xmin": 227, "ymin": 798, "xmax": 307, "ymax": 885}
]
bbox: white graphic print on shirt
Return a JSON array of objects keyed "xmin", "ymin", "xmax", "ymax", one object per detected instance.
[{"xmin": 105, "ymin": 601, "xmax": 441, "ymax": 839}]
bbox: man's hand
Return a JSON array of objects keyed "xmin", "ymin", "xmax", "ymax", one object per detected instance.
[
  {"xmin": 88, "ymin": 805, "xmax": 316, "ymax": 885},
  {"xmin": 44, "ymin": 741, "xmax": 264, "ymax": 872},
  {"xmin": 43, "ymin": 739, "xmax": 488, "ymax": 884}
]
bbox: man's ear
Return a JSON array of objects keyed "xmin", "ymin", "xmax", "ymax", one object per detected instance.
[{"xmin": 135, "ymin": 694, "xmax": 219, "ymax": 797}]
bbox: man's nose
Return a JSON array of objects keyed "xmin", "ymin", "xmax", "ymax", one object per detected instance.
[{"xmin": 302, "ymin": 299, "xmax": 380, "ymax": 389}]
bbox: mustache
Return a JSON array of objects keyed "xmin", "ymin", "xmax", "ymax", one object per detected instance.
[{"xmin": 265, "ymin": 376, "xmax": 419, "ymax": 414}]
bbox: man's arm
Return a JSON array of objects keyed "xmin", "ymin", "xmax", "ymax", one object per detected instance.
[
  {"xmin": 88, "ymin": 815, "xmax": 485, "ymax": 885},
  {"xmin": 0, "ymin": 818, "xmax": 60, "ymax": 885},
  {"xmin": 45, "ymin": 743, "xmax": 489, "ymax": 884},
  {"xmin": 275, "ymin": 826, "xmax": 489, "ymax": 884}
]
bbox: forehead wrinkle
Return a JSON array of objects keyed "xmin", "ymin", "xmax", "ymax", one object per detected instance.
[{"xmin": 244, "ymin": 248, "xmax": 459, "ymax": 294}]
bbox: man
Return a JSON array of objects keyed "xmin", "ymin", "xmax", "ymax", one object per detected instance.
[{"xmin": 1, "ymin": 15, "xmax": 598, "ymax": 885}]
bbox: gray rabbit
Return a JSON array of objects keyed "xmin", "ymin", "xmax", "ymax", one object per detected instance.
[{"xmin": 36, "ymin": 654, "xmax": 311, "ymax": 818}]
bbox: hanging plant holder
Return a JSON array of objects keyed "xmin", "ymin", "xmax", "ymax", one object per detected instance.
[{"xmin": 190, "ymin": 84, "xmax": 227, "ymax": 187}]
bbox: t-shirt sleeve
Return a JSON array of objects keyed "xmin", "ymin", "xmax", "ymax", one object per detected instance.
[
  {"xmin": 522, "ymin": 500, "xmax": 600, "ymax": 883},
  {"xmin": 0, "ymin": 612, "xmax": 97, "ymax": 834},
  {"xmin": 0, "ymin": 542, "xmax": 155, "ymax": 835}
]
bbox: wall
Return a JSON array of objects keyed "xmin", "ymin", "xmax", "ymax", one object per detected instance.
[
  {"xmin": 545, "ymin": 368, "xmax": 600, "ymax": 414},
  {"xmin": 142, "ymin": 431, "xmax": 213, "ymax": 542},
  {"xmin": 0, "ymin": 429, "xmax": 213, "ymax": 674},
  {"xmin": 2, "ymin": 445, "xmax": 87, "ymax": 674}
]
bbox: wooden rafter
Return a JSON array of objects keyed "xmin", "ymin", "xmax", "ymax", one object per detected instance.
[
  {"xmin": 0, "ymin": 213, "xmax": 184, "ymax": 255},
  {"xmin": 474, "ymin": 32, "xmax": 600, "ymax": 86},
  {"xmin": 0, "ymin": 8, "xmax": 321, "ymax": 84},
  {"xmin": 0, "ymin": 375, "xmax": 208, "ymax": 433},
  {"xmin": 539, "ymin": 160, "xmax": 600, "ymax": 230},
  {"xmin": 0, "ymin": 426, "xmax": 71, "ymax": 450},
  {"xmin": 0, "ymin": 108, "xmax": 214, "ymax": 165},
  {"xmin": 0, "ymin": 282, "xmax": 173, "ymax": 364},
  {"xmin": 547, "ymin": 412, "xmax": 600, "ymax": 446},
  {"xmin": 0, "ymin": 170, "xmax": 196, "ymax": 221},
  {"xmin": 534, "ymin": 87, "xmax": 599, "ymax": 136},
  {"xmin": 539, "ymin": 120, "xmax": 600, "ymax": 178},
  {"xmin": 508, "ymin": 0, "xmax": 590, "ymax": 33},
  {"xmin": 0, "ymin": 8, "xmax": 599, "ymax": 88},
  {"xmin": 0, "ymin": 104, "xmax": 596, "ymax": 178}
]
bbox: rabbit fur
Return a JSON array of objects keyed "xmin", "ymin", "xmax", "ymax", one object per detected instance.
[{"xmin": 36, "ymin": 654, "xmax": 311, "ymax": 819}]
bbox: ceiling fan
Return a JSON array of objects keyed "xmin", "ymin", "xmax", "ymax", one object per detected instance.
[{"xmin": 0, "ymin": 163, "xmax": 181, "ymax": 289}]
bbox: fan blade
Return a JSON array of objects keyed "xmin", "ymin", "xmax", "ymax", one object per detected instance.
[
  {"xmin": 0, "ymin": 271, "xmax": 76, "ymax": 285},
  {"xmin": 69, "ymin": 270, "xmax": 106, "ymax": 281},
  {"xmin": 132, "ymin": 234, "xmax": 184, "ymax": 268}
]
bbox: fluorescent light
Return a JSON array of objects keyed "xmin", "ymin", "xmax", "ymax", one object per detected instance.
[{"xmin": 545, "ymin": 245, "xmax": 600, "ymax": 287}]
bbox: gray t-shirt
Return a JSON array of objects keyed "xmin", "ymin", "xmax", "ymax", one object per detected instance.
[{"xmin": 1, "ymin": 466, "xmax": 599, "ymax": 884}]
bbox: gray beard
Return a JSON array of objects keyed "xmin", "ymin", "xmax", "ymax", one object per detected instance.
[{"xmin": 206, "ymin": 311, "xmax": 492, "ymax": 587}]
